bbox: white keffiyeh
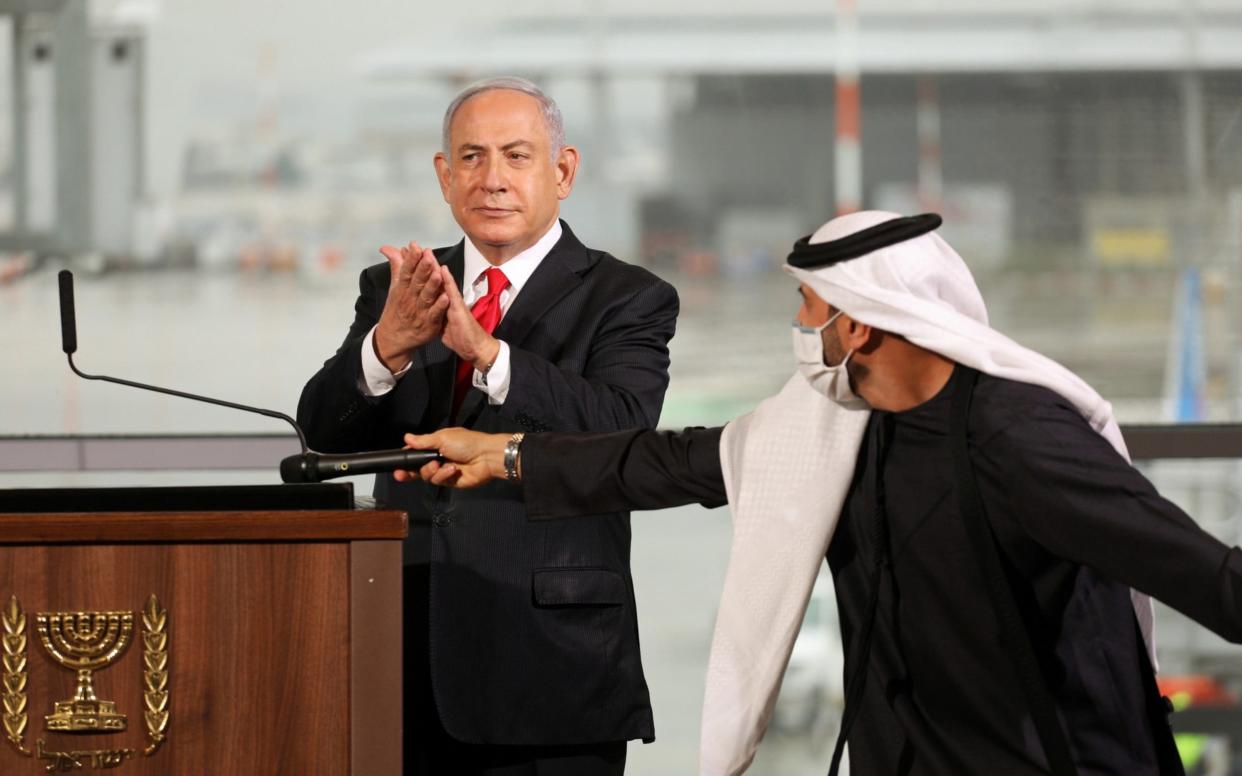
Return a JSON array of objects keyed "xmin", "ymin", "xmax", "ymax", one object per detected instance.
[{"xmin": 699, "ymin": 210, "xmax": 1155, "ymax": 775}]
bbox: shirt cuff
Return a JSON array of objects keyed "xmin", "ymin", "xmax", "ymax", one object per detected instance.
[
  {"xmin": 359, "ymin": 326, "xmax": 412, "ymax": 397},
  {"xmin": 473, "ymin": 340, "xmax": 511, "ymax": 405}
]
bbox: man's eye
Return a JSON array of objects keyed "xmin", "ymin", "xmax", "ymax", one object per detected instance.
[
  {"xmin": 461, "ymin": 153, "xmax": 478, "ymax": 162},
  {"xmin": 509, "ymin": 153, "xmax": 528, "ymax": 161}
]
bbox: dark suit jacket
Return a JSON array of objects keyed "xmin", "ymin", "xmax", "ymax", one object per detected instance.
[{"xmin": 297, "ymin": 221, "xmax": 678, "ymax": 746}]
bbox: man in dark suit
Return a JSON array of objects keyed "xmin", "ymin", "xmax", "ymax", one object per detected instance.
[{"xmin": 297, "ymin": 76, "xmax": 679, "ymax": 775}]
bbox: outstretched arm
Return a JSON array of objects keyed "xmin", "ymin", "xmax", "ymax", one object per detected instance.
[
  {"xmin": 992, "ymin": 401, "xmax": 1242, "ymax": 643},
  {"xmin": 399, "ymin": 425, "xmax": 729, "ymax": 519}
]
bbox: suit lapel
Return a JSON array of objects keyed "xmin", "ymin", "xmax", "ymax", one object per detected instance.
[
  {"xmin": 440, "ymin": 241, "xmax": 466, "ymax": 290},
  {"xmin": 455, "ymin": 383, "xmax": 489, "ymax": 427},
  {"xmin": 493, "ymin": 221, "xmax": 595, "ymax": 348}
]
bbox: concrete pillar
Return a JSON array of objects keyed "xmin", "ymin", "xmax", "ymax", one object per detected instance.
[
  {"xmin": 52, "ymin": 0, "xmax": 92, "ymax": 255},
  {"xmin": 10, "ymin": 12, "xmax": 27, "ymax": 237}
]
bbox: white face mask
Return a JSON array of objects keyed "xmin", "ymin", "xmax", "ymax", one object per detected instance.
[{"xmin": 792, "ymin": 310, "xmax": 860, "ymax": 405}]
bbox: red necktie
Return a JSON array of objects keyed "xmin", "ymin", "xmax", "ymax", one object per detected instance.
[{"xmin": 452, "ymin": 267, "xmax": 510, "ymax": 421}]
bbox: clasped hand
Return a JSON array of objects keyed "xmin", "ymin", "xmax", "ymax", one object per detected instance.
[{"xmin": 372, "ymin": 243, "xmax": 500, "ymax": 374}]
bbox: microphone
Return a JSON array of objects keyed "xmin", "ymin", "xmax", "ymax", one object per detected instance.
[
  {"xmin": 59, "ymin": 270, "xmax": 77, "ymax": 355},
  {"xmin": 58, "ymin": 269, "xmax": 440, "ymax": 483},
  {"xmin": 279, "ymin": 449, "xmax": 443, "ymax": 483}
]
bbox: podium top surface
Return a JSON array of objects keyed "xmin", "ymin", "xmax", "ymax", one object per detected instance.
[
  {"xmin": 0, "ymin": 483, "xmax": 355, "ymax": 512},
  {"xmin": 0, "ymin": 485, "xmax": 407, "ymax": 543}
]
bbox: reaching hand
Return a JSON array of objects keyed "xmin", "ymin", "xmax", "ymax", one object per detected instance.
[
  {"xmin": 394, "ymin": 428, "xmax": 511, "ymax": 488},
  {"xmin": 373, "ymin": 243, "xmax": 449, "ymax": 372},
  {"xmin": 439, "ymin": 266, "xmax": 501, "ymax": 372}
]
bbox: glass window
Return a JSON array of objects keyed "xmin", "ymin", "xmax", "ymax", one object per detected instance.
[{"xmin": 2, "ymin": 3, "xmax": 1241, "ymax": 773}]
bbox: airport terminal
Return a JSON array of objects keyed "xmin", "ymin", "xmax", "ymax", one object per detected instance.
[{"xmin": 1, "ymin": 1, "xmax": 1241, "ymax": 773}]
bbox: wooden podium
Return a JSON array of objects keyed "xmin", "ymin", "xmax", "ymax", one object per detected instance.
[{"xmin": 0, "ymin": 485, "xmax": 406, "ymax": 775}]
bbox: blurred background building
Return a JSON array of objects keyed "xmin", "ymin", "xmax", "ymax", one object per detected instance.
[{"xmin": 2, "ymin": 0, "xmax": 1241, "ymax": 772}]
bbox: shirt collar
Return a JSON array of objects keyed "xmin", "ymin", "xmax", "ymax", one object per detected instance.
[{"xmin": 462, "ymin": 219, "xmax": 563, "ymax": 297}]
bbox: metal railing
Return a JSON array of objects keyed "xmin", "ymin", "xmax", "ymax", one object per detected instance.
[
  {"xmin": 0, "ymin": 434, "xmax": 301, "ymax": 473},
  {"xmin": 1, "ymin": 424, "xmax": 1241, "ymax": 474}
]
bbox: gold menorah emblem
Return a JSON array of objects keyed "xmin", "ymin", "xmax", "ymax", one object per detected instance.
[{"xmin": 34, "ymin": 611, "xmax": 134, "ymax": 733}]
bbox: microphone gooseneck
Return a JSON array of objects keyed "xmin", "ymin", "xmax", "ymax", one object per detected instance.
[
  {"xmin": 57, "ymin": 269, "xmax": 310, "ymax": 454},
  {"xmin": 58, "ymin": 269, "xmax": 443, "ymax": 483}
]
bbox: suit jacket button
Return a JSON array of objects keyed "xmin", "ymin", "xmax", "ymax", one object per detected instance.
[{"xmin": 433, "ymin": 513, "xmax": 451, "ymax": 527}]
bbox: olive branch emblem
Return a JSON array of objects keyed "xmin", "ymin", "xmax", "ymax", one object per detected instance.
[
  {"xmin": 141, "ymin": 595, "xmax": 169, "ymax": 755},
  {"xmin": 2, "ymin": 596, "xmax": 30, "ymax": 756}
]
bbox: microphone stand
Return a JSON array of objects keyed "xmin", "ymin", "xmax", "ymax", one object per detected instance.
[
  {"xmin": 59, "ymin": 269, "xmax": 309, "ymax": 454},
  {"xmin": 57, "ymin": 270, "xmax": 438, "ymax": 483}
]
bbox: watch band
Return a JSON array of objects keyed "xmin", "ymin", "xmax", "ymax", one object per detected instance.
[{"xmin": 504, "ymin": 432, "xmax": 525, "ymax": 481}]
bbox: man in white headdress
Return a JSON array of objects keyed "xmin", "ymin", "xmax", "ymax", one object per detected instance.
[{"xmin": 397, "ymin": 212, "xmax": 1242, "ymax": 776}]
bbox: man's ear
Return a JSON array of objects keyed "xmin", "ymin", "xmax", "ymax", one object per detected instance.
[
  {"xmin": 554, "ymin": 146, "xmax": 580, "ymax": 200},
  {"xmin": 843, "ymin": 318, "xmax": 875, "ymax": 353},
  {"xmin": 433, "ymin": 152, "xmax": 452, "ymax": 202},
  {"xmin": 856, "ymin": 326, "xmax": 883, "ymax": 355}
]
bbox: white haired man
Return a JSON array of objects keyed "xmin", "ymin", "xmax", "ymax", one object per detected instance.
[{"xmin": 298, "ymin": 77, "xmax": 679, "ymax": 775}]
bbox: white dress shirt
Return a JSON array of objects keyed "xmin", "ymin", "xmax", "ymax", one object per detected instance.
[{"xmin": 359, "ymin": 220, "xmax": 563, "ymax": 405}]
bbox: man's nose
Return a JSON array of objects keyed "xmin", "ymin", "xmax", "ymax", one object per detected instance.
[{"xmin": 481, "ymin": 156, "xmax": 507, "ymax": 192}]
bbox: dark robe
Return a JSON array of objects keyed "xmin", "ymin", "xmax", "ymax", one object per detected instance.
[{"xmin": 521, "ymin": 366, "xmax": 1242, "ymax": 775}]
